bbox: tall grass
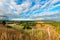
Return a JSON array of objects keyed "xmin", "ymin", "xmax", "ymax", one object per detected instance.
[
  {"xmin": 0, "ymin": 28, "xmax": 60, "ymax": 40},
  {"xmin": 0, "ymin": 21, "xmax": 60, "ymax": 40}
]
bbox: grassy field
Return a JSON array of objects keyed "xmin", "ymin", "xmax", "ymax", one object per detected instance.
[{"xmin": 0, "ymin": 21, "xmax": 60, "ymax": 40}]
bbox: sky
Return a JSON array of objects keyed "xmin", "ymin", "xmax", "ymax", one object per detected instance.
[{"xmin": 0, "ymin": 0, "xmax": 60, "ymax": 21}]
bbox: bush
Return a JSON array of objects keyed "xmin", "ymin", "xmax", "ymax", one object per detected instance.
[{"xmin": 6, "ymin": 25, "xmax": 12, "ymax": 28}]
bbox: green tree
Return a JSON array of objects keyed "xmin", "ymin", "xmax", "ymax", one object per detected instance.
[{"xmin": 21, "ymin": 21, "xmax": 36, "ymax": 29}]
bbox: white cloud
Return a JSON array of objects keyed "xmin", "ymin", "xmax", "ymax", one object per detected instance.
[
  {"xmin": 10, "ymin": 0, "xmax": 31, "ymax": 15},
  {"xmin": 33, "ymin": 10, "xmax": 60, "ymax": 17},
  {"xmin": 31, "ymin": 10, "xmax": 60, "ymax": 21},
  {"xmin": 34, "ymin": 18, "xmax": 44, "ymax": 20},
  {"xmin": 44, "ymin": 0, "xmax": 60, "ymax": 11},
  {"xmin": 11, "ymin": 18, "xmax": 35, "ymax": 21},
  {"xmin": 51, "ymin": 0, "xmax": 60, "ymax": 4},
  {"xmin": 0, "ymin": 0, "xmax": 60, "ymax": 21},
  {"xmin": 40, "ymin": 0, "xmax": 52, "ymax": 9}
]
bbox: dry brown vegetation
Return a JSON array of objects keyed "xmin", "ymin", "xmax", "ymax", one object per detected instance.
[{"xmin": 0, "ymin": 22, "xmax": 60, "ymax": 40}]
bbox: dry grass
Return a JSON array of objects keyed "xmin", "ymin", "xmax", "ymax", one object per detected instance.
[
  {"xmin": 0, "ymin": 23, "xmax": 60, "ymax": 40},
  {"xmin": 0, "ymin": 28, "xmax": 60, "ymax": 40}
]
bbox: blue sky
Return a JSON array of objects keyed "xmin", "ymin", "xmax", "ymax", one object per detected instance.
[{"xmin": 0, "ymin": 0, "xmax": 60, "ymax": 21}]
